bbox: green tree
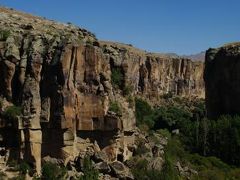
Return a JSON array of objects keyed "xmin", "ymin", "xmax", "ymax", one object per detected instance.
[
  {"xmin": 135, "ymin": 98, "xmax": 154, "ymax": 128},
  {"xmin": 111, "ymin": 68, "xmax": 124, "ymax": 88},
  {"xmin": 109, "ymin": 101, "xmax": 122, "ymax": 116},
  {"xmin": 79, "ymin": 156, "xmax": 99, "ymax": 180},
  {"xmin": 2, "ymin": 105, "xmax": 22, "ymax": 121},
  {"xmin": 41, "ymin": 162, "xmax": 67, "ymax": 180}
]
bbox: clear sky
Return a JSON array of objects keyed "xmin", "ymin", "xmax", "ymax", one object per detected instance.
[{"xmin": 0, "ymin": 0, "xmax": 239, "ymax": 55}]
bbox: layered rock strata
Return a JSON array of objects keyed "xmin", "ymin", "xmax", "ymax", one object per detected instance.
[{"xmin": 0, "ymin": 7, "xmax": 204, "ymax": 173}]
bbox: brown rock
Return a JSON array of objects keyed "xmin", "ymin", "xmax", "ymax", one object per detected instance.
[
  {"xmin": 109, "ymin": 161, "xmax": 134, "ymax": 180},
  {"xmin": 0, "ymin": 7, "xmax": 205, "ymax": 173}
]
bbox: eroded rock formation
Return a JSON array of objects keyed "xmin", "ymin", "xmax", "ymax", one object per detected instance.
[
  {"xmin": 205, "ymin": 43, "xmax": 240, "ymax": 119},
  {"xmin": 101, "ymin": 41, "xmax": 204, "ymax": 103},
  {"xmin": 0, "ymin": 7, "xmax": 204, "ymax": 174}
]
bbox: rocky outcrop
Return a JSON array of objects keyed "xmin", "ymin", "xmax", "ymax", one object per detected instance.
[
  {"xmin": 101, "ymin": 41, "xmax": 204, "ymax": 103},
  {"xmin": 204, "ymin": 43, "xmax": 240, "ymax": 119},
  {"xmin": 0, "ymin": 7, "xmax": 204, "ymax": 174}
]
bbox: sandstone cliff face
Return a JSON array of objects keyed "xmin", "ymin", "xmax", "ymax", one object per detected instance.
[
  {"xmin": 101, "ymin": 41, "xmax": 204, "ymax": 102},
  {"xmin": 0, "ymin": 7, "xmax": 204, "ymax": 173},
  {"xmin": 205, "ymin": 43, "xmax": 240, "ymax": 119}
]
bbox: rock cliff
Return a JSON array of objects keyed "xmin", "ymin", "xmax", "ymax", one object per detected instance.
[
  {"xmin": 205, "ymin": 42, "xmax": 240, "ymax": 119},
  {"xmin": 0, "ymin": 7, "xmax": 204, "ymax": 174}
]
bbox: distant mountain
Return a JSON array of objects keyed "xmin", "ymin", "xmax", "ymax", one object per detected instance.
[{"xmin": 183, "ymin": 51, "xmax": 205, "ymax": 62}]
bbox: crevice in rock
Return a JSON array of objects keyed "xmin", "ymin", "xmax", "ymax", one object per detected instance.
[{"xmin": 11, "ymin": 65, "xmax": 22, "ymax": 105}]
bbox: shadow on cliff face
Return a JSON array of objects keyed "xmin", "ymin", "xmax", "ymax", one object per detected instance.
[
  {"xmin": 39, "ymin": 56, "xmax": 66, "ymax": 159},
  {"xmin": 41, "ymin": 124, "xmax": 65, "ymax": 159},
  {"xmin": 0, "ymin": 127, "xmax": 20, "ymax": 162},
  {"xmin": 77, "ymin": 130, "xmax": 117, "ymax": 149}
]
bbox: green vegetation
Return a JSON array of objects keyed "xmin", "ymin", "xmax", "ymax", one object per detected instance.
[
  {"xmin": 109, "ymin": 101, "xmax": 122, "ymax": 116},
  {"xmin": 131, "ymin": 126, "xmax": 240, "ymax": 179},
  {"xmin": 2, "ymin": 105, "xmax": 22, "ymax": 121},
  {"xmin": 41, "ymin": 162, "xmax": 67, "ymax": 180},
  {"xmin": 127, "ymin": 96, "xmax": 134, "ymax": 108},
  {"xmin": 18, "ymin": 162, "xmax": 31, "ymax": 175},
  {"xmin": 79, "ymin": 156, "xmax": 99, "ymax": 180},
  {"xmin": 111, "ymin": 67, "xmax": 124, "ymax": 88},
  {"xmin": 123, "ymin": 85, "xmax": 133, "ymax": 96},
  {"xmin": 134, "ymin": 96, "xmax": 240, "ymax": 179},
  {"xmin": 131, "ymin": 159, "xmax": 162, "ymax": 180},
  {"xmin": 0, "ymin": 172, "xmax": 6, "ymax": 180},
  {"xmin": 192, "ymin": 115, "xmax": 240, "ymax": 166},
  {"xmin": 135, "ymin": 98, "xmax": 154, "ymax": 128},
  {"xmin": 161, "ymin": 92, "xmax": 173, "ymax": 99},
  {"xmin": 0, "ymin": 30, "xmax": 11, "ymax": 41}
]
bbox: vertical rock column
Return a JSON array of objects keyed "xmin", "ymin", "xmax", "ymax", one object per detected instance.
[{"xmin": 20, "ymin": 38, "xmax": 43, "ymax": 174}]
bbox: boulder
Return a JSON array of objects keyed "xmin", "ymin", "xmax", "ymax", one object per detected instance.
[
  {"xmin": 148, "ymin": 157, "xmax": 164, "ymax": 171},
  {"xmin": 93, "ymin": 151, "xmax": 109, "ymax": 163},
  {"xmin": 94, "ymin": 162, "xmax": 111, "ymax": 174},
  {"xmin": 109, "ymin": 161, "xmax": 134, "ymax": 180}
]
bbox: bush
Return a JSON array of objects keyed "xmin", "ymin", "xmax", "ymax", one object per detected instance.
[
  {"xmin": 161, "ymin": 92, "xmax": 173, "ymax": 99},
  {"xmin": 109, "ymin": 101, "xmax": 122, "ymax": 116},
  {"xmin": 135, "ymin": 98, "xmax": 154, "ymax": 128},
  {"xmin": 2, "ymin": 105, "xmax": 22, "ymax": 121},
  {"xmin": 79, "ymin": 156, "xmax": 99, "ymax": 180},
  {"xmin": 0, "ymin": 172, "xmax": 6, "ymax": 179},
  {"xmin": 123, "ymin": 85, "xmax": 133, "ymax": 96},
  {"xmin": 157, "ymin": 129, "xmax": 171, "ymax": 139},
  {"xmin": 131, "ymin": 159, "xmax": 148, "ymax": 180},
  {"xmin": 160, "ymin": 155, "xmax": 179, "ymax": 180},
  {"xmin": 18, "ymin": 162, "xmax": 31, "ymax": 175},
  {"xmin": 111, "ymin": 68, "xmax": 124, "ymax": 88},
  {"xmin": 132, "ymin": 159, "xmax": 162, "ymax": 180},
  {"xmin": 153, "ymin": 106, "xmax": 192, "ymax": 130},
  {"xmin": 0, "ymin": 30, "xmax": 10, "ymax": 41},
  {"xmin": 127, "ymin": 96, "xmax": 134, "ymax": 108},
  {"xmin": 41, "ymin": 162, "xmax": 67, "ymax": 180}
]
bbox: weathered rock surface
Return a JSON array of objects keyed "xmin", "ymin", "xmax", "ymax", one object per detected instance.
[
  {"xmin": 101, "ymin": 41, "xmax": 205, "ymax": 102},
  {"xmin": 0, "ymin": 7, "xmax": 204, "ymax": 175},
  {"xmin": 204, "ymin": 42, "xmax": 240, "ymax": 119},
  {"xmin": 110, "ymin": 161, "xmax": 134, "ymax": 179}
]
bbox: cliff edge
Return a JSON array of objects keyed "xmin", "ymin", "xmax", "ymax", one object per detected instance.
[{"xmin": 0, "ymin": 7, "xmax": 204, "ymax": 174}]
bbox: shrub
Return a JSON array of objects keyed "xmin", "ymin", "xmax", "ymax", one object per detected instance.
[
  {"xmin": 157, "ymin": 129, "xmax": 171, "ymax": 139},
  {"xmin": 127, "ymin": 96, "xmax": 134, "ymax": 108},
  {"xmin": 79, "ymin": 156, "xmax": 99, "ymax": 180},
  {"xmin": 109, "ymin": 101, "xmax": 122, "ymax": 116},
  {"xmin": 131, "ymin": 159, "xmax": 148, "ymax": 180},
  {"xmin": 123, "ymin": 85, "xmax": 133, "ymax": 96},
  {"xmin": 161, "ymin": 92, "xmax": 173, "ymax": 99},
  {"xmin": 41, "ymin": 162, "xmax": 67, "ymax": 180},
  {"xmin": 135, "ymin": 142, "xmax": 149, "ymax": 156},
  {"xmin": 18, "ymin": 162, "xmax": 31, "ymax": 175},
  {"xmin": 2, "ymin": 105, "xmax": 22, "ymax": 121},
  {"xmin": 0, "ymin": 172, "xmax": 6, "ymax": 179},
  {"xmin": 111, "ymin": 68, "xmax": 124, "ymax": 88},
  {"xmin": 0, "ymin": 30, "xmax": 10, "ymax": 41},
  {"xmin": 160, "ymin": 155, "xmax": 179, "ymax": 180},
  {"xmin": 135, "ymin": 98, "xmax": 153, "ymax": 128},
  {"xmin": 153, "ymin": 106, "xmax": 192, "ymax": 130}
]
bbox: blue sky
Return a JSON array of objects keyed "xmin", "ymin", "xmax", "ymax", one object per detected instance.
[{"xmin": 0, "ymin": 0, "xmax": 239, "ymax": 55}]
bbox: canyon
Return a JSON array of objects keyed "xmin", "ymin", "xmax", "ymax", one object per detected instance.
[{"xmin": 0, "ymin": 7, "xmax": 207, "ymax": 178}]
